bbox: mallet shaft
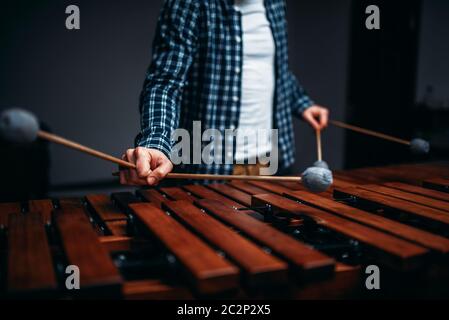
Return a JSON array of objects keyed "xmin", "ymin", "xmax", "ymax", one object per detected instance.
[
  {"xmin": 316, "ymin": 129, "xmax": 322, "ymax": 162},
  {"xmin": 329, "ymin": 120, "xmax": 410, "ymax": 146},
  {"xmin": 37, "ymin": 130, "xmax": 135, "ymax": 169},
  {"xmin": 166, "ymin": 173, "xmax": 301, "ymax": 182},
  {"xmin": 111, "ymin": 171, "xmax": 301, "ymax": 182},
  {"xmin": 37, "ymin": 130, "xmax": 301, "ymax": 182}
]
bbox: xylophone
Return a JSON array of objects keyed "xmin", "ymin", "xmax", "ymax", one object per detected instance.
[{"xmin": 1, "ymin": 162, "xmax": 449, "ymax": 299}]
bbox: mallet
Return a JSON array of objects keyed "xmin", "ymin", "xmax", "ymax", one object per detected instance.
[
  {"xmin": 329, "ymin": 120, "xmax": 430, "ymax": 155},
  {"xmin": 0, "ymin": 108, "xmax": 333, "ymax": 193},
  {"xmin": 313, "ymin": 129, "xmax": 329, "ymax": 169}
]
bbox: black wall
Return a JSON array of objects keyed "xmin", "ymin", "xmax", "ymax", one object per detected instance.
[
  {"xmin": 0, "ymin": 0, "xmax": 351, "ymax": 192},
  {"xmin": 1, "ymin": 1, "xmax": 446, "ymax": 197},
  {"xmin": 345, "ymin": 0, "xmax": 422, "ymax": 168}
]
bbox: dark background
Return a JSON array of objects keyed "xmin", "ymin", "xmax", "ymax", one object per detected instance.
[{"xmin": 0, "ymin": 0, "xmax": 448, "ymax": 199}]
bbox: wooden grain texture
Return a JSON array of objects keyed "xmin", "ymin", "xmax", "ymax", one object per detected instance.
[
  {"xmin": 183, "ymin": 184, "xmax": 245, "ymax": 209},
  {"xmin": 423, "ymin": 178, "xmax": 449, "ymax": 193},
  {"xmin": 207, "ymin": 183, "xmax": 252, "ymax": 207},
  {"xmin": 58, "ymin": 198, "xmax": 84, "ymax": 209},
  {"xmin": 54, "ymin": 205, "xmax": 122, "ymax": 294},
  {"xmin": 28, "ymin": 200, "xmax": 54, "ymax": 225},
  {"xmin": 129, "ymin": 202, "xmax": 239, "ymax": 294},
  {"xmin": 163, "ymin": 201, "xmax": 288, "ymax": 287},
  {"xmin": 161, "ymin": 187, "xmax": 197, "ymax": 202},
  {"xmin": 0, "ymin": 202, "xmax": 21, "ymax": 228},
  {"xmin": 228, "ymin": 181, "xmax": 269, "ymax": 195},
  {"xmin": 286, "ymin": 191, "xmax": 449, "ymax": 254},
  {"xmin": 334, "ymin": 186, "xmax": 449, "ymax": 226},
  {"xmin": 111, "ymin": 192, "xmax": 142, "ymax": 213},
  {"xmin": 7, "ymin": 212, "xmax": 57, "ymax": 295},
  {"xmin": 332, "ymin": 171, "xmax": 368, "ymax": 184},
  {"xmin": 358, "ymin": 184, "xmax": 449, "ymax": 213},
  {"xmin": 85, "ymin": 194, "xmax": 128, "ymax": 221},
  {"xmin": 137, "ymin": 189, "xmax": 168, "ymax": 208},
  {"xmin": 247, "ymin": 180, "xmax": 294, "ymax": 195},
  {"xmin": 252, "ymin": 193, "xmax": 429, "ymax": 271},
  {"xmin": 122, "ymin": 279, "xmax": 192, "ymax": 300},
  {"xmin": 197, "ymin": 199, "xmax": 335, "ymax": 277},
  {"xmin": 384, "ymin": 182, "xmax": 449, "ymax": 202},
  {"xmin": 275, "ymin": 181, "xmax": 307, "ymax": 191},
  {"xmin": 105, "ymin": 220, "xmax": 128, "ymax": 236},
  {"xmin": 340, "ymin": 163, "xmax": 449, "ymax": 186},
  {"xmin": 99, "ymin": 236, "xmax": 132, "ymax": 252}
]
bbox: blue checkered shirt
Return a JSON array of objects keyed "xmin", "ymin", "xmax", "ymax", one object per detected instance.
[{"xmin": 136, "ymin": 0, "xmax": 314, "ymax": 175}]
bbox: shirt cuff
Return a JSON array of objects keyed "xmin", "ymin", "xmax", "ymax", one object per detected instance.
[
  {"xmin": 295, "ymin": 96, "xmax": 315, "ymax": 117},
  {"xmin": 135, "ymin": 130, "xmax": 172, "ymax": 159}
]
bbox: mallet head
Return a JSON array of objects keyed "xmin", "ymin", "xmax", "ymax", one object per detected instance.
[
  {"xmin": 0, "ymin": 108, "xmax": 39, "ymax": 143},
  {"xmin": 313, "ymin": 160, "xmax": 329, "ymax": 169},
  {"xmin": 410, "ymin": 138, "xmax": 430, "ymax": 155},
  {"xmin": 301, "ymin": 166, "xmax": 333, "ymax": 193}
]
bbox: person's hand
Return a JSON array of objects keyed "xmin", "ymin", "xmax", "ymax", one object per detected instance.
[
  {"xmin": 302, "ymin": 105, "xmax": 329, "ymax": 131},
  {"xmin": 119, "ymin": 147, "xmax": 173, "ymax": 186}
]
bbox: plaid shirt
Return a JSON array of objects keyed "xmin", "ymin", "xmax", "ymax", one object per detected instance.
[{"xmin": 136, "ymin": 0, "xmax": 314, "ymax": 175}]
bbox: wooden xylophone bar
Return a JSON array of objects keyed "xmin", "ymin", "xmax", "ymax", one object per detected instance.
[{"xmin": 1, "ymin": 162, "xmax": 449, "ymax": 299}]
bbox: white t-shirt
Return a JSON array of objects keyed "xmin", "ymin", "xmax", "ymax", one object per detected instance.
[{"xmin": 234, "ymin": 0, "xmax": 276, "ymax": 162}]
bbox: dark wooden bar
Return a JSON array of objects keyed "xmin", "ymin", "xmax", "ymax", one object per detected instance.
[
  {"xmin": 129, "ymin": 202, "xmax": 239, "ymax": 294},
  {"xmin": 357, "ymin": 185, "xmax": 449, "ymax": 213},
  {"xmin": 286, "ymin": 191, "xmax": 449, "ymax": 254},
  {"xmin": 334, "ymin": 186, "xmax": 449, "ymax": 227},
  {"xmin": 0, "ymin": 202, "xmax": 21, "ymax": 228},
  {"xmin": 2, "ymin": 162, "xmax": 449, "ymax": 299},
  {"xmin": 7, "ymin": 212, "xmax": 57, "ymax": 295},
  {"xmin": 163, "ymin": 201, "xmax": 289, "ymax": 287},
  {"xmin": 160, "ymin": 187, "xmax": 197, "ymax": 202},
  {"xmin": 28, "ymin": 200, "xmax": 54, "ymax": 225},
  {"xmin": 197, "ymin": 199, "xmax": 335, "ymax": 278},
  {"xmin": 183, "ymin": 184, "xmax": 246, "ymax": 209},
  {"xmin": 137, "ymin": 189, "xmax": 168, "ymax": 208},
  {"xmin": 207, "ymin": 184, "xmax": 253, "ymax": 207},
  {"xmin": 85, "ymin": 194, "xmax": 128, "ymax": 221},
  {"xmin": 383, "ymin": 182, "xmax": 449, "ymax": 202},
  {"xmin": 252, "ymin": 193, "xmax": 429, "ymax": 271},
  {"xmin": 54, "ymin": 205, "xmax": 122, "ymax": 295},
  {"xmin": 423, "ymin": 178, "xmax": 449, "ymax": 193}
]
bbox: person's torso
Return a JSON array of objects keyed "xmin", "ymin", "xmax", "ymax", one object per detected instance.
[
  {"xmin": 234, "ymin": 0, "xmax": 275, "ymax": 162},
  {"xmin": 176, "ymin": 0, "xmax": 297, "ymax": 173}
]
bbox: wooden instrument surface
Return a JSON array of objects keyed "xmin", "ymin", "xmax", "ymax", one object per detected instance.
[{"xmin": 1, "ymin": 161, "xmax": 449, "ymax": 299}]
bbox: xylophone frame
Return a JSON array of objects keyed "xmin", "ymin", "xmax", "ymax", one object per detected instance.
[{"xmin": 1, "ymin": 162, "xmax": 449, "ymax": 299}]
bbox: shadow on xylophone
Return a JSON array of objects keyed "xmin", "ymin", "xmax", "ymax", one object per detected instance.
[{"xmin": 1, "ymin": 162, "xmax": 449, "ymax": 299}]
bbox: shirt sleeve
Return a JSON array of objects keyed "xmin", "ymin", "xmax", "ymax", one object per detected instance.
[
  {"xmin": 135, "ymin": 0, "xmax": 200, "ymax": 158},
  {"xmin": 288, "ymin": 71, "xmax": 315, "ymax": 117}
]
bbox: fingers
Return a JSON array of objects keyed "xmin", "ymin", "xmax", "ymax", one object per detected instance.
[
  {"xmin": 125, "ymin": 149, "xmax": 141, "ymax": 183},
  {"xmin": 119, "ymin": 167, "xmax": 126, "ymax": 185},
  {"xmin": 320, "ymin": 109, "xmax": 329, "ymax": 129},
  {"xmin": 121, "ymin": 150, "xmax": 147, "ymax": 186},
  {"xmin": 303, "ymin": 110, "xmax": 320, "ymax": 131},
  {"xmin": 135, "ymin": 147, "xmax": 151, "ymax": 178},
  {"xmin": 118, "ymin": 148, "xmax": 173, "ymax": 187},
  {"xmin": 147, "ymin": 157, "xmax": 173, "ymax": 185},
  {"xmin": 120, "ymin": 154, "xmax": 131, "ymax": 184},
  {"xmin": 303, "ymin": 106, "xmax": 329, "ymax": 131}
]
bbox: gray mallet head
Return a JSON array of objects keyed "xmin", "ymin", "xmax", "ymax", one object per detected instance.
[
  {"xmin": 410, "ymin": 138, "xmax": 430, "ymax": 155},
  {"xmin": 0, "ymin": 108, "xmax": 39, "ymax": 143},
  {"xmin": 301, "ymin": 166, "xmax": 333, "ymax": 193},
  {"xmin": 313, "ymin": 160, "xmax": 329, "ymax": 169}
]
